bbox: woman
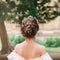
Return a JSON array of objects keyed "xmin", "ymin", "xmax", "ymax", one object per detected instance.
[{"xmin": 7, "ymin": 16, "xmax": 52, "ymax": 60}]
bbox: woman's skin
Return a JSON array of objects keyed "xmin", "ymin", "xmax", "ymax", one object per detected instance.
[{"xmin": 14, "ymin": 37, "xmax": 46, "ymax": 60}]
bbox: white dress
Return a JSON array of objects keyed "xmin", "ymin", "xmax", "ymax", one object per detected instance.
[{"xmin": 7, "ymin": 51, "xmax": 53, "ymax": 60}]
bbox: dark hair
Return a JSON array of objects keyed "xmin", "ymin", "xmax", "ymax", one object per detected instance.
[{"xmin": 21, "ymin": 16, "xmax": 39, "ymax": 38}]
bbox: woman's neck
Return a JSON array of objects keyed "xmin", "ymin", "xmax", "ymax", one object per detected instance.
[{"xmin": 25, "ymin": 37, "xmax": 35, "ymax": 43}]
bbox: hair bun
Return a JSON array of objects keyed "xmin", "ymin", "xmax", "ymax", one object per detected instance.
[{"xmin": 21, "ymin": 16, "xmax": 39, "ymax": 38}]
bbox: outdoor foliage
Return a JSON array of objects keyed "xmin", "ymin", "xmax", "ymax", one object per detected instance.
[
  {"xmin": 46, "ymin": 37, "xmax": 60, "ymax": 47},
  {"xmin": 0, "ymin": 0, "xmax": 60, "ymax": 23},
  {"xmin": 37, "ymin": 37, "xmax": 60, "ymax": 47},
  {"xmin": 9, "ymin": 36, "xmax": 25, "ymax": 47}
]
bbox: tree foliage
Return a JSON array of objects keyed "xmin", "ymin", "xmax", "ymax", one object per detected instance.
[{"xmin": 0, "ymin": 0, "xmax": 60, "ymax": 23}]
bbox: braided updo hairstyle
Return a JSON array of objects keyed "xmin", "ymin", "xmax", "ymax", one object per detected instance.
[{"xmin": 21, "ymin": 16, "xmax": 39, "ymax": 38}]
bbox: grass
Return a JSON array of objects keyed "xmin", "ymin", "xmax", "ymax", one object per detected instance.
[{"xmin": 46, "ymin": 47, "xmax": 60, "ymax": 53}]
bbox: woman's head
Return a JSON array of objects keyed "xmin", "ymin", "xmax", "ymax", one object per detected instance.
[{"xmin": 21, "ymin": 16, "xmax": 39, "ymax": 38}]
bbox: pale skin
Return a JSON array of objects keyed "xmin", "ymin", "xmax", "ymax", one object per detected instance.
[{"xmin": 14, "ymin": 37, "xmax": 46, "ymax": 60}]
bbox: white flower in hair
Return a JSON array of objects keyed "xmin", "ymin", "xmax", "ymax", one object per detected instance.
[{"xmin": 28, "ymin": 15, "xmax": 39, "ymax": 24}]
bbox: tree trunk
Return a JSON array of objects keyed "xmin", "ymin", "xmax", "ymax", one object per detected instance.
[{"xmin": 0, "ymin": 22, "xmax": 11, "ymax": 54}]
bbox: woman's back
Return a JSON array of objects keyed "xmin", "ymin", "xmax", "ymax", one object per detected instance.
[{"xmin": 14, "ymin": 40, "xmax": 46, "ymax": 60}]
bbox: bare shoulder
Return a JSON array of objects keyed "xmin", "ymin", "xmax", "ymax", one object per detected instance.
[
  {"xmin": 14, "ymin": 44, "xmax": 20, "ymax": 50},
  {"xmin": 39, "ymin": 45, "xmax": 46, "ymax": 50},
  {"xmin": 14, "ymin": 44, "xmax": 20, "ymax": 52},
  {"xmin": 36, "ymin": 43, "xmax": 46, "ymax": 55},
  {"xmin": 36, "ymin": 43, "xmax": 45, "ymax": 49},
  {"xmin": 14, "ymin": 42, "xmax": 25, "ymax": 52}
]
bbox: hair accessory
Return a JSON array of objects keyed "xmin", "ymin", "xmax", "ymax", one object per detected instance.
[{"xmin": 28, "ymin": 15, "xmax": 39, "ymax": 24}]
